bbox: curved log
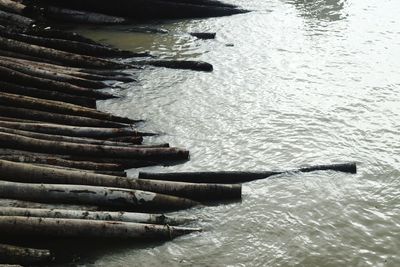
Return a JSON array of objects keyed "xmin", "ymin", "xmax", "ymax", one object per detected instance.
[
  {"xmin": 0, "ymin": 243, "xmax": 51, "ymax": 265},
  {"xmin": 138, "ymin": 163, "xmax": 358, "ymax": 183}
]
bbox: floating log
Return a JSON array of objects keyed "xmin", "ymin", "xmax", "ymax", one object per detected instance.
[
  {"xmin": 0, "ymin": 93, "xmax": 137, "ymax": 124},
  {"xmin": 0, "ymin": 160, "xmax": 240, "ymax": 200},
  {"xmin": 0, "ymin": 243, "xmax": 52, "ymax": 265},
  {"xmin": 0, "ymin": 216, "xmax": 201, "ymax": 240},
  {"xmin": 190, "ymin": 32, "xmax": 216, "ymax": 39},
  {"xmin": 0, "ymin": 36, "xmax": 126, "ymax": 69},
  {"xmin": 0, "ymin": 180, "xmax": 199, "ymax": 210},
  {"xmin": 135, "ymin": 60, "xmax": 213, "ymax": 72},
  {"xmin": 138, "ymin": 163, "xmax": 358, "ymax": 183},
  {"xmin": 0, "ymin": 81, "xmax": 97, "ymax": 108},
  {"xmin": 0, "ymin": 207, "xmax": 194, "ymax": 226}
]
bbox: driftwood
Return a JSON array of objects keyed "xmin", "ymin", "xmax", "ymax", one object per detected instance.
[
  {"xmin": 138, "ymin": 163, "xmax": 358, "ymax": 183},
  {"xmin": 0, "ymin": 216, "xmax": 201, "ymax": 240},
  {"xmin": 0, "ymin": 207, "xmax": 194, "ymax": 226},
  {"xmin": 0, "ymin": 198, "xmax": 100, "ymax": 211},
  {"xmin": 0, "ymin": 180, "xmax": 199, "ymax": 210},
  {"xmin": 135, "ymin": 60, "xmax": 213, "ymax": 72},
  {"xmin": 0, "ymin": 243, "xmax": 52, "ymax": 265},
  {"xmin": 190, "ymin": 32, "xmax": 216, "ymax": 39},
  {"xmin": 0, "ymin": 0, "xmax": 27, "ymax": 14},
  {"xmin": 0, "ymin": 160, "xmax": 240, "ymax": 200}
]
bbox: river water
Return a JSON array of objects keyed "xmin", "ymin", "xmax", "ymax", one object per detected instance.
[{"xmin": 76, "ymin": 0, "xmax": 400, "ymax": 266}]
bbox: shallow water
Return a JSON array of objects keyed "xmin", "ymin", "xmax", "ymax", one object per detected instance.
[{"xmin": 77, "ymin": 0, "xmax": 400, "ymax": 266}]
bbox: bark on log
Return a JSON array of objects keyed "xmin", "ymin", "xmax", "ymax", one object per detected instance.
[
  {"xmin": 0, "ymin": 93, "xmax": 136, "ymax": 124},
  {"xmin": 0, "ymin": 81, "xmax": 96, "ymax": 108},
  {"xmin": 0, "ymin": 160, "xmax": 240, "ymax": 200},
  {"xmin": 0, "ymin": 243, "xmax": 52, "ymax": 265},
  {"xmin": 0, "ymin": 0, "xmax": 27, "ymax": 14},
  {"xmin": 0, "ymin": 207, "xmax": 194, "ymax": 226},
  {"xmin": 138, "ymin": 163, "xmax": 358, "ymax": 183},
  {"xmin": 0, "ymin": 180, "xmax": 199, "ymax": 210},
  {"xmin": 0, "ymin": 36, "xmax": 126, "ymax": 69},
  {"xmin": 0, "ymin": 216, "xmax": 201, "ymax": 240},
  {"xmin": 0, "ymin": 198, "xmax": 99, "ymax": 211}
]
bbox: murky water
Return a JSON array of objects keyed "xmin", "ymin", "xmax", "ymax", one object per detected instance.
[{"xmin": 76, "ymin": 0, "xmax": 400, "ymax": 266}]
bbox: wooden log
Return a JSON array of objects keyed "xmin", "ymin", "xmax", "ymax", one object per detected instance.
[
  {"xmin": 0, "ymin": 180, "xmax": 199, "ymax": 210},
  {"xmin": 0, "ymin": 93, "xmax": 137, "ymax": 124},
  {"xmin": 0, "ymin": 243, "xmax": 52, "ymax": 265},
  {"xmin": 190, "ymin": 32, "xmax": 216, "ymax": 39},
  {"xmin": 25, "ymin": 27, "xmax": 102, "ymax": 45},
  {"xmin": 0, "ymin": 198, "xmax": 99, "ymax": 211},
  {"xmin": 0, "ymin": 207, "xmax": 194, "ymax": 226},
  {"xmin": 32, "ymin": 163, "xmax": 127, "ymax": 177},
  {"xmin": 0, "ymin": 10, "xmax": 32, "ymax": 27},
  {"xmin": 0, "ymin": 160, "xmax": 240, "ymax": 200},
  {"xmin": 0, "ymin": 106, "xmax": 131, "ymax": 128},
  {"xmin": 138, "ymin": 163, "xmax": 358, "ymax": 183},
  {"xmin": 0, "ymin": 0, "xmax": 27, "ymax": 14},
  {"xmin": 0, "ymin": 81, "xmax": 96, "ymax": 108},
  {"xmin": 0, "ymin": 154, "xmax": 125, "ymax": 171},
  {"xmin": 0, "ymin": 36, "xmax": 126, "ymax": 69},
  {"xmin": 135, "ymin": 60, "xmax": 213, "ymax": 72},
  {"xmin": 0, "ymin": 66, "xmax": 115, "ymax": 99},
  {"xmin": 0, "ymin": 216, "xmax": 201, "ymax": 240}
]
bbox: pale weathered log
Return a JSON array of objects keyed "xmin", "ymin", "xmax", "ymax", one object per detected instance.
[
  {"xmin": 0, "ymin": 198, "xmax": 99, "ymax": 211},
  {"xmin": 0, "ymin": 36, "xmax": 126, "ymax": 69},
  {"xmin": 0, "ymin": 81, "xmax": 96, "ymax": 108},
  {"xmin": 0, "ymin": 180, "xmax": 199, "ymax": 210},
  {"xmin": 0, "ymin": 93, "xmax": 137, "ymax": 124},
  {"xmin": 0, "ymin": 106, "xmax": 131, "ymax": 128},
  {"xmin": 0, "ymin": 132, "xmax": 188, "ymax": 161},
  {"xmin": 138, "ymin": 163, "xmax": 358, "ymax": 183},
  {"xmin": 0, "ymin": 160, "xmax": 241, "ymax": 200},
  {"xmin": 0, "ymin": 216, "xmax": 201, "ymax": 240},
  {"xmin": 0, "ymin": 0, "xmax": 26, "ymax": 14},
  {"xmin": 0, "ymin": 207, "xmax": 194, "ymax": 226},
  {"xmin": 0, "ymin": 243, "xmax": 52, "ymax": 265}
]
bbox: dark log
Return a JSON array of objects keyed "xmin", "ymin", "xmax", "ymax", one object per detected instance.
[
  {"xmin": 135, "ymin": 60, "xmax": 213, "ymax": 72},
  {"xmin": 0, "ymin": 197, "xmax": 100, "ymax": 211},
  {"xmin": 0, "ymin": 93, "xmax": 137, "ymax": 124},
  {"xmin": 190, "ymin": 32, "xmax": 216, "ymax": 39},
  {"xmin": 139, "ymin": 163, "xmax": 358, "ymax": 183},
  {"xmin": 0, "ymin": 36, "xmax": 126, "ymax": 69},
  {"xmin": 0, "ymin": 10, "xmax": 32, "ymax": 27},
  {"xmin": 0, "ymin": 180, "xmax": 199, "ymax": 210},
  {"xmin": 0, "ymin": 81, "xmax": 96, "ymax": 108},
  {"xmin": 0, "ymin": 243, "xmax": 52, "ymax": 265},
  {"xmin": 25, "ymin": 27, "xmax": 102, "ymax": 46},
  {"xmin": 0, "ymin": 160, "xmax": 240, "ymax": 201},
  {"xmin": 0, "ymin": 207, "xmax": 194, "ymax": 226},
  {"xmin": 0, "ymin": 216, "xmax": 201, "ymax": 240}
]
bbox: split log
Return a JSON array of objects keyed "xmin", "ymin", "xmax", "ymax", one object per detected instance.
[
  {"xmin": 138, "ymin": 163, "xmax": 358, "ymax": 183},
  {"xmin": 0, "ymin": 93, "xmax": 137, "ymax": 124},
  {"xmin": 0, "ymin": 207, "xmax": 194, "ymax": 226},
  {"xmin": 0, "ymin": 36, "xmax": 126, "ymax": 69},
  {"xmin": 0, "ymin": 106, "xmax": 132, "ymax": 128},
  {"xmin": 135, "ymin": 60, "xmax": 213, "ymax": 72},
  {"xmin": 0, "ymin": 154, "xmax": 125, "ymax": 171},
  {"xmin": 0, "ymin": 180, "xmax": 199, "ymax": 210},
  {"xmin": 0, "ymin": 66, "xmax": 114, "ymax": 99},
  {"xmin": 0, "ymin": 243, "xmax": 52, "ymax": 265},
  {"xmin": 0, "ymin": 160, "xmax": 241, "ymax": 200},
  {"xmin": 0, "ymin": 216, "xmax": 201, "ymax": 240},
  {"xmin": 0, "ymin": 81, "xmax": 97, "ymax": 108}
]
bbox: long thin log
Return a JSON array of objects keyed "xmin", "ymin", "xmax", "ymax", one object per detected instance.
[
  {"xmin": 0, "ymin": 243, "xmax": 52, "ymax": 265},
  {"xmin": 0, "ymin": 10, "xmax": 32, "ymax": 27},
  {"xmin": 0, "ymin": 198, "xmax": 99, "ymax": 211},
  {"xmin": 0, "ymin": 160, "xmax": 240, "ymax": 200},
  {"xmin": 138, "ymin": 163, "xmax": 358, "ymax": 184},
  {"xmin": 0, "ymin": 81, "xmax": 96, "ymax": 108},
  {"xmin": 0, "ymin": 180, "xmax": 199, "ymax": 210},
  {"xmin": 0, "ymin": 36, "xmax": 126, "ymax": 69},
  {"xmin": 0, "ymin": 216, "xmax": 201, "ymax": 240},
  {"xmin": 0, "ymin": 93, "xmax": 137, "ymax": 124},
  {"xmin": 135, "ymin": 60, "xmax": 213, "ymax": 72},
  {"xmin": 0, "ymin": 207, "xmax": 194, "ymax": 226}
]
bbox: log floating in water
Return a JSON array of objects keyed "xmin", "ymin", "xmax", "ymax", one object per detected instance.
[
  {"xmin": 0, "ymin": 216, "xmax": 201, "ymax": 240},
  {"xmin": 138, "ymin": 163, "xmax": 358, "ymax": 183},
  {"xmin": 0, "ymin": 180, "xmax": 199, "ymax": 210},
  {"xmin": 0, "ymin": 207, "xmax": 195, "ymax": 226},
  {"xmin": 0, "ymin": 243, "xmax": 52, "ymax": 265},
  {"xmin": 190, "ymin": 32, "xmax": 216, "ymax": 39},
  {"xmin": 135, "ymin": 60, "xmax": 213, "ymax": 72}
]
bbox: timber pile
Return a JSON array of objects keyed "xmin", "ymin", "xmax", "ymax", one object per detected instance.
[{"xmin": 0, "ymin": 0, "xmax": 357, "ymax": 266}]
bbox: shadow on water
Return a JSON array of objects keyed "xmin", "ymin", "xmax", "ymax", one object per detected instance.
[{"xmin": 287, "ymin": 0, "xmax": 347, "ymax": 22}]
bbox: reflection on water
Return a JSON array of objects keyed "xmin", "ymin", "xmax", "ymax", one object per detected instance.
[{"xmin": 77, "ymin": 0, "xmax": 400, "ymax": 266}]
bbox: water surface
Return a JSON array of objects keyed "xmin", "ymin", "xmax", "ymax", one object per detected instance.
[{"xmin": 77, "ymin": 0, "xmax": 400, "ymax": 266}]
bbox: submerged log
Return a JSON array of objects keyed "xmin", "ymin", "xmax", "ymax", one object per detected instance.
[
  {"xmin": 0, "ymin": 207, "xmax": 194, "ymax": 226},
  {"xmin": 0, "ymin": 160, "xmax": 240, "ymax": 200},
  {"xmin": 0, "ymin": 180, "xmax": 199, "ymax": 210},
  {"xmin": 0, "ymin": 243, "xmax": 52, "ymax": 265},
  {"xmin": 138, "ymin": 163, "xmax": 358, "ymax": 183},
  {"xmin": 0, "ymin": 216, "xmax": 201, "ymax": 240}
]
